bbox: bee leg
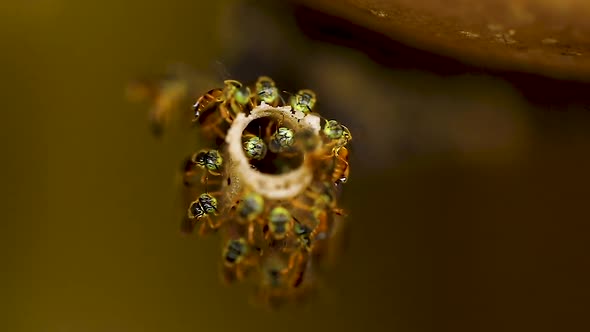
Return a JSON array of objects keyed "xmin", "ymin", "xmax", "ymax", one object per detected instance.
[
  {"xmin": 205, "ymin": 190, "xmax": 223, "ymax": 197},
  {"xmin": 247, "ymin": 223, "xmax": 257, "ymax": 245},
  {"xmin": 218, "ymin": 102, "xmax": 233, "ymax": 124},
  {"xmin": 284, "ymin": 250, "xmax": 301, "ymax": 273},
  {"xmin": 290, "ymin": 199, "xmax": 313, "ymax": 212},
  {"xmin": 317, "ymin": 153, "xmax": 335, "ymax": 161},
  {"xmin": 246, "ymin": 99, "xmax": 256, "ymax": 112},
  {"xmin": 302, "ymin": 189, "xmax": 321, "ymax": 201},
  {"xmin": 265, "ymin": 119, "xmax": 276, "ymax": 139},
  {"xmin": 200, "ymin": 174, "xmax": 222, "ymax": 185},
  {"xmin": 235, "ymin": 265, "xmax": 247, "ymax": 282},
  {"xmin": 201, "ymin": 118, "xmax": 227, "ymax": 139},
  {"xmin": 198, "ymin": 220, "xmax": 209, "ymax": 236},
  {"xmin": 207, "ymin": 216, "xmax": 223, "ymax": 230},
  {"xmin": 335, "ymin": 153, "xmax": 349, "ymax": 168}
]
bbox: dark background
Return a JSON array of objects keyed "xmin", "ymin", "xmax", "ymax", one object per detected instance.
[{"xmin": 3, "ymin": 1, "xmax": 590, "ymax": 331}]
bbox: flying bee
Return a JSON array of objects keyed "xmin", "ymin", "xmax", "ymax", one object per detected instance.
[
  {"xmin": 242, "ymin": 134, "xmax": 268, "ymax": 160},
  {"xmin": 187, "ymin": 192, "xmax": 222, "ymax": 235},
  {"xmin": 127, "ymin": 77, "xmax": 189, "ymax": 137},
  {"xmin": 255, "ymin": 76, "xmax": 280, "ymax": 106},
  {"xmin": 265, "ymin": 206, "xmax": 294, "ymax": 241},
  {"xmin": 269, "ymin": 127, "xmax": 295, "ymax": 153},
  {"xmin": 290, "ymin": 89, "xmax": 317, "ymax": 114}
]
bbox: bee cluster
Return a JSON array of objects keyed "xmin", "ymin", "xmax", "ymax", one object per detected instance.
[{"xmin": 182, "ymin": 76, "xmax": 352, "ymax": 307}]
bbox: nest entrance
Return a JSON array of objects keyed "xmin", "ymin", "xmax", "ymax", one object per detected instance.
[{"xmin": 244, "ymin": 117, "xmax": 304, "ymax": 175}]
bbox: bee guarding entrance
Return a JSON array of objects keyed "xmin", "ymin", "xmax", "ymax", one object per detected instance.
[
  {"xmin": 242, "ymin": 117, "xmax": 303, "ymax": 175},
  {"xmin": 134, "ymin": 74, "xmax": 352, "ymax": 309}
]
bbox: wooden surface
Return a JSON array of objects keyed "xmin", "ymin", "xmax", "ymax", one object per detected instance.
[{"xmin": 293, "ymin": 0, "xmax": 590, "ymax": 80}]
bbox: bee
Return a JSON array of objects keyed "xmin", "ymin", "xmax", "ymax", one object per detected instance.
[
  {"xmin": 193, "ymin": 80, "xmax": 251, "ymax": 140},
  {"xmin": 219, "ymin": 80, "xmax": 253, "ymax": 121},
  {"xmin": 331, "ymin": 146, "xmax": 350, "ymax": 184},
  {"xmin": 254, "ymin": 253, "xmax": 292, "ymax": 307},
  {"xmin": 320, "ymin": 119, "xmax": 352, "ymax": 184},
  {"xmin": 322, "ymin": 119, "xmax": 352, "ymax": 148},
  {"xmin": 192, "ymin": 88, "xmax": 229, "ymax": 140},
  {"xmin": 242, "ymin": 134, "xmax": 268, "ymax": 160},
  {"xmin": 184, "ymin": 149, "xmax": 223, "ymax": 184},
  {"xmin": 222, "ymin": 238, "xmax": 260, "ymax": 283},
  {"xmin": 187, "ymin": 192, "xmax": 222, "ymax": 235},
  {"xmin": 255, "ymin": 76, "xmax": 280, "ymax": 106},
  {"xmin": 288, "ymin": 182, "xmax": 344, "ymax": 238},
  {"xmin": 127, "ymin": 77, "xmax": 189, "ymax": 137},
  {"xmin": 192, "ymin": 88, "xmax": 223, "ymax": 120},
  {"xmin": 268, "ymin": 127, "xmax": 295, "ymax": 153},
  {"xmin": 254, "ymin": 251, "xmax": 311, "ymax": 308},
  {"xmin": 290, "ymin": 89, "xmax": 317, "ymax": 114},
  {"xmin": 234, "ymin": 192, "xmax": 265, "ymax": 244},
  {"xmin": 265, "ymin": 206, "xmax": 294, "ymax": 241}
]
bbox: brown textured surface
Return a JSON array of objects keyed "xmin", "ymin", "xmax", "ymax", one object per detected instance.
[{"xmin": 293, "ymin": 0, "xmax": 590, "ymax": 80}]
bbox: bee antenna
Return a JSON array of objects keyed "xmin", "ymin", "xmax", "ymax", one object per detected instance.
[
  {"xmin": 278, "ymin": 93, "xmax": 286, "ymax": 106},
  {"xmin": 282, "ymin": 90, "xmax": 293, "ymax": 96}
]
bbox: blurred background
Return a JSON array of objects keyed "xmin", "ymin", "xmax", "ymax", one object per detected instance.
[{"xmin": 3, "ymin": 0, "xmax": 590, "ymax": 331}]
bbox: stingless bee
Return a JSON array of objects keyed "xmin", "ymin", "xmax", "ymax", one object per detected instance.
[
  {"xmin": 290, "ymin": 89, "xmax": 317, "ymax": 114},
  {"xmin": 193, "ymin": 88, "xmax": 223, "ymax": 119},
  {"xmin": 222, "ymin": 237, "xmax": 260, "ymax": 283},
  {"xmin": 187, "ymin": 192, "xmax": 223, "ymax": 235},
  {"xmin": 254, "ymin": 251, "xmax": 312, "ymax": 308},
  {"xmin": 265, "ymin": 206, "xmax": 294, "ymax": 241},
  {"xmin": 322, "ymin": 119, "xmax": 352, "ymax": 148},
  {"xmin": 127, "ymin": 77, "xmax": 189, "ymax": 137},
  {"xmin": 234, "ymin": 192, "xmax": 265, "ymax": 244},
  {"xmin": 330, "ymin": 146, "xmax": 350, "ymax": 184},
  {"xmin": 320, "ymin": 119, "xmax": 352, "ymax": 184},
  {"xmin": 193, "ymin": 79, "xmax": 251, "ymax": 140},
  {"xmin": 183, "ymin": 149, "xmax": 223, "ymax": 184},
  {"xmin": 255, "ymin": 76, "xmax": 280, "ymax": 106},
  {"xmin": 219, "ymin": 79, "xmax": 254, "ymax": 120},
  {"xmin": 242, "ymin": 134, "xmax": 268, "ymax": 160},
  {"xmin": 268, "ymin": 127, "xmax": 295, "ymax": 153}
]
